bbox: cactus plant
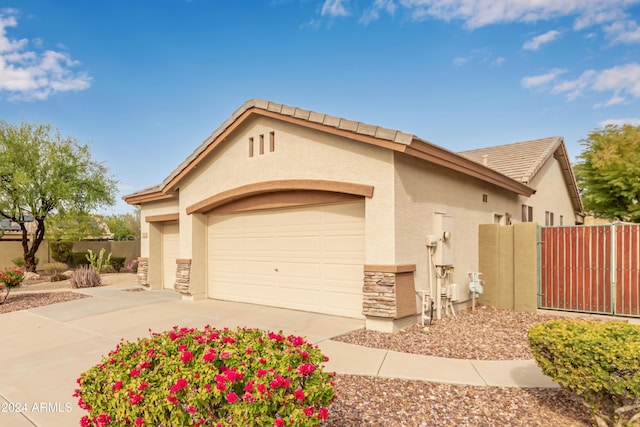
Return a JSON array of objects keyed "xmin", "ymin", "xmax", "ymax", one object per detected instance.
[
  {"xmin": 70, "ymin": 266, "xmax": 102, "ymax": 288},
  {"xmin": 86, "ymin": 248, "xmax": 112, "ymax": 273}
]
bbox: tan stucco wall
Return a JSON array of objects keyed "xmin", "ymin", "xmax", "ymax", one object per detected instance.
[
  {"xmin": 478, "ymin": 222, "xmax": 538, "ymax": 312},
  {"xmin": 178, "ymin": 115, "xmax": 397, "ymax": 264},
  {"xmin": 392, "ymin": 152, "xmax": 524, "ymax": 308},
  {"xmin": 72, "ymin": 241, "xmax": 140, "ymax": 267},
  {"xmin": 139, "ymin": 199, "xmax": 180, "ymax": 257},
  {"xmin": 519, "ymin": 156, "xmax": 577, "ymax": 225},
  {"xmin": 0, "ymin": 240, "xmax": 51, "ymax": 268}
]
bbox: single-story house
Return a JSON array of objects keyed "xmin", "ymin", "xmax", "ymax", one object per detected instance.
[{"xmin": 124, "ymin": 99, "xmax": 583, "ymax": 331}]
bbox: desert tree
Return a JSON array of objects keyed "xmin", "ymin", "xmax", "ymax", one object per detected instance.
[
  {"xmin": 0, "ymin": 121, "xmax": 117, "ymax": 272},
  {"xmin": 574, "ymin": 124, "xmax": 640, "ymax": 223}
]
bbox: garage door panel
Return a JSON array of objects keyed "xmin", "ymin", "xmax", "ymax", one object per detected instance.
[
  {"xmin": 278, "ymin": 236, "xmax": 321, "ymax": 252},
  {"xmin": 162, "ymin": 223, "xmax": 179, "ymax": 290},
  {"xmin": 208, "ymin": 202, "xmax": 365, "ymax": 318},
  {"xmin": 213, "ymin": 282, "xmax": 362, "ymax": 315}
]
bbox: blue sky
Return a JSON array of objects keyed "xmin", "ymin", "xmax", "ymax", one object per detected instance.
[{"xmin": 1, "ymin": 1, "xmax": 639, "ymax": 214}]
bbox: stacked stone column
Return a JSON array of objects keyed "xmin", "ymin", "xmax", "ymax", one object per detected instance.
[{"xmin": 362, "ymin": 264, "xmax": 417, "ymax": 319}]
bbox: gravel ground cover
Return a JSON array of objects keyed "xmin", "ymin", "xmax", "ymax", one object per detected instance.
[
  {"xmin": 333, "ymin": 305, "xmax": 563, "ymax": 360},
  {"xmin": 325, "ymin": 375, "xmax": 591, "ymax": 426},
  {"xmin": 1, "ymin": 281, "xmax": 596, "ymax": 426},
  {"xmin": 0, "ymin": 289, "xmax": 89, "ymax": 314}
]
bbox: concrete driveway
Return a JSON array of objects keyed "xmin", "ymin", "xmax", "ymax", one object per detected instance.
[{"xmin": 0, "ymin": 285, "xmax": 364, "ymax": 427}]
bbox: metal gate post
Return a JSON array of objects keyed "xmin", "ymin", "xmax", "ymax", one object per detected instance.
[{"xmin": 537, "ymin": 225, "xmax": 542, "ymax": 309}]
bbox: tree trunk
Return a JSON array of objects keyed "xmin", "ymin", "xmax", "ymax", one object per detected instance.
[{"xmin": 20, "ymin": 218, "xmax": 45, "ymax": 273}]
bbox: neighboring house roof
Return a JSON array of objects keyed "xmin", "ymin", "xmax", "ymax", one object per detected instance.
[
  {"xmin": 124, "ymin": 99, "xmax": 541, "ymax": 204},
  {"xmin": 459, "ymin": 137, "xmax": 583, "ymax": 213}
]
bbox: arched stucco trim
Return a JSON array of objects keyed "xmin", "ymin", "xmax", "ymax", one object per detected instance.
[{"xmin": 186, "ymin": 179, "xmax": 374, "ymax": 215}]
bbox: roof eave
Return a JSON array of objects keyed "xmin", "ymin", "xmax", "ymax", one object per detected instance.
[
  {"xmin": 124, "ymin": 190, "xmax": 177, "ymax": 205},
  {"xmin": 406, "ymin": 139, "xmax": 536, "ymax": 197}
]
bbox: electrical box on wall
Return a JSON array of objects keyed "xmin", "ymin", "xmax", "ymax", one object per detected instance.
[{"xmin": 425, "ymin": 234, "xmax": 438, "ymax": 247}]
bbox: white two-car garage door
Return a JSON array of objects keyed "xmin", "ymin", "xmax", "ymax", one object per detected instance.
[{"xmin": 207, "ymin": 202, "xmax": 365, "ymax": 318}]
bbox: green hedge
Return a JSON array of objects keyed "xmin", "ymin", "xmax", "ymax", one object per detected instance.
[
  {"xmin": 109, "ymin": 256, "xmax": 126, "ymax": 273},
  {"xmin": 69, "ymin": 252, "xmax": 91, "ymax": 267},
  {"xmin": 529, "ymin": 319, "xmax": 640, "ymax": 427},
  {"xmin": 50, "ymin": 241, "xmax": 74, "ymax": 263}
]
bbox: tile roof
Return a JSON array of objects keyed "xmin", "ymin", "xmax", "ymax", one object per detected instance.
[
  {"xmin": 457, "ymin": 137, "xmax": 562, "ymax": 184},
  {"xmin": 124, "ymin": 99, "xmax": 566, "ymax": 203}
]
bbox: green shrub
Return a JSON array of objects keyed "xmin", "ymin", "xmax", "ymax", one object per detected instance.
[
  {"xmin": 70, "ymin": 252, "xmax": 91, "ymax": 267},
  {"xmin": 109, "ymin": 256, "xmax": 126, "ymax": 273},
  {"xmin": 70, "ymin": 266, "xmax": 102, "ymax": 288},
  {"xmin": 529, "ymin": 319, "xmax": 640, "ymax": 427},
  {"xmin": 50, "ymin": 241, "xmax": 74, "ymax": 263},
  {"xmin": 75, "ymin": 326, "xmax": 335, "ymax": 426},
  {"xmin": 11, "ymin": 256, "xmax": 38, "ymax": 268}
]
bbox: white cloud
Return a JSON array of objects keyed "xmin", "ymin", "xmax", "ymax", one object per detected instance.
[
  {"xmin": 453, "ymin": 56, "xmax": 470, "ymax": 66},
  {"xmin": 600, "ymin": 118, "xmax": 640, "ymax": 126},
  {"xmin": 0, "ymin": 9, "xmax": 91, "ymax": 101},
  {"xmin": 523, "ymin": 63, "xmax": 640, "ymax": 106},
  {"xmin": 452, "ymin": 48, "xmax": 505, "ymax": 67},
  {"xmin": 521, "ymin": 68, "xmax": 567, "ymax": 88},
  {"xmin": 523, "ymin": 29, "xmax": 562, "ymax": 50},
  {"xmin": 321, "ymin": 0, "xmax": 350, "ymax": 17},
  {"xmin": 592, "ymin": 62, "xmax": 640, "ymax": 102},
  {"xmin": 605, "ymin": 19, "xmax": 640, "ymax": 43},
  {"xmin": 360, "ymin": 0, "xmax": 397, "ymax": 24},
  {"xmin": 493, "ymin": 56, "xmax": 506, "ymax": 65},
  {"xmin": 551, "ymin": 69, "xmax": 597, "ymax": 101},
  {"xmin": 399, "ymin": 0, "xmax": 640, "ymax": 29}
]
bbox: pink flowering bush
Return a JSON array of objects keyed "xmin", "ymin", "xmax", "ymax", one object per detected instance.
[
  {"xmin": 0, "ymin": 266, "xmax": 24, "ymax": 304},
  {"xmin": 75, "ymin": 326, "xmax": 336, "ymax": 426}
]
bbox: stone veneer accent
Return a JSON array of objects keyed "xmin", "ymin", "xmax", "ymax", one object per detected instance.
[
  {"xmin": 174, "ymin": 259, "xmax": 192, "ymax": 295},
  {"xmin": 137, "ymin": 257, "xmax": 149, "ymax": 287},
  {"xmin": 362, "ymin": 264, "xmax": 417, "ymax": 319}
]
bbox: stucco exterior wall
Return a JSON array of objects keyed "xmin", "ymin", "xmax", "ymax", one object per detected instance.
[
  {"xmin": 177, "ymin": 115, "xmax": 397, "ymax": 264},
  {"xmin": 393, "ymin": 152, "xmax": 524, "ymax": 306},
  {"xmin": 139, "ymin": 198, "xmax": 179, "ymax": 257},
  {"xmin": 519, "ymin": 156, "xmax": 577, "ymax": 225}
]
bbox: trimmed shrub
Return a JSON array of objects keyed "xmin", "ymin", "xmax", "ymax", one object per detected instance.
[
  {"xmin": 70, "ymin": 266, "xmax": 102, "ymax": 288},
  {"xmin": 75, "ymin": 326, "xmax": 336, "ymax": 426},
  {"xmin": 70, "ymin": 252, "xmax": 91, "ymax": 267},
  {"xmin": 529, "ymin": 319, "xmax": 640, "ymax": 427},
  {"xmin": 109, "ymin": 256, "xmax": 126, "ymax": 273},
  {"xmin": 50, "ymin": 241, "xmax": 74, "ymax": 263}
]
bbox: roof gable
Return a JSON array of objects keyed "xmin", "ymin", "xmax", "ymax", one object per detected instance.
[
  {"xmin": 124, "ymin": 99, "xmax": 538, "ymax": 203},
  {"xmin": 458, "ymin": 137, "xmax": 583, "ymax": 213}
]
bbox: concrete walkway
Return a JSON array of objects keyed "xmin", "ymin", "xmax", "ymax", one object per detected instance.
[{"xmin": 0, "ymin": 282, "xmax": 557, "ymax": 427}]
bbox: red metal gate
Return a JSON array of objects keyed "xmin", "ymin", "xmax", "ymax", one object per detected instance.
[{"xmin": 539, "ymin": 224, "xmax": 640, "ymax": 317}]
